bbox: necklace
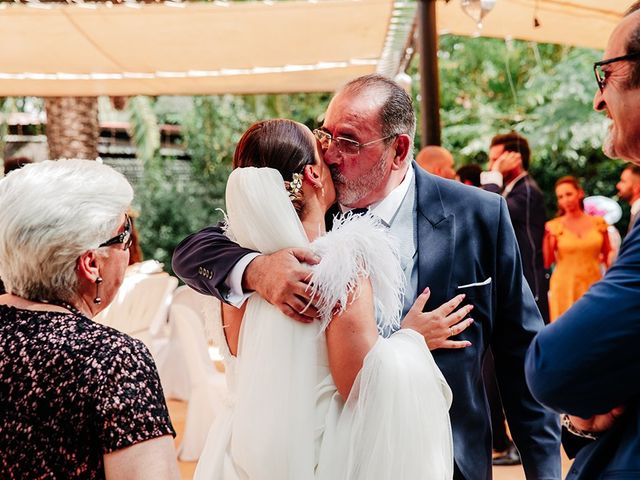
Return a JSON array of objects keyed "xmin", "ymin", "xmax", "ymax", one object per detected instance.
[{"xmin": 40, "ymin": 298, "xmax": 85, "ymax": 318}]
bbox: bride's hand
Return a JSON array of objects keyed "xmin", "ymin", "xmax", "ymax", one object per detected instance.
[{"xmin": 401, "ymin": 288, "xmax": 474, "ymax": 350}]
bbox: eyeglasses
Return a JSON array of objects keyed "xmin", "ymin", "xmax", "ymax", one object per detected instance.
[
  {"xmin": 99, "ymin": 215, "xmax": 132, "ymax": 250},
  {"xmin": 594, "ymin": 51, "xmax": 640, "ymax": 92},
  {"xmin": 313, "ymin": 128, "xmax": 396, "ymax": 156}
]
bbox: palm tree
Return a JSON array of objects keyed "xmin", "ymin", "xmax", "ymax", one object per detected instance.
[{"xmin": 44, "ymin": 96, "xmax": 99, "ymax": 160}]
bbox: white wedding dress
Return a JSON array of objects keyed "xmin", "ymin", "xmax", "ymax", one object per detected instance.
[{"xmin": 194, "ymin": 167, "xmax": 453, "ymax": 480}]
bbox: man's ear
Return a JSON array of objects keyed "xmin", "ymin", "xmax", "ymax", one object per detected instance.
[
  {"xmin": 391, "ymin": 134, "xmax": 412, "ymax": 170},
  {"xmin": 303, "ymin": 164, "xmax": 323, "ymax": 189},
  {"xmin": 77, "ymin": 250, "xmax": 101, "ymax": 283}
]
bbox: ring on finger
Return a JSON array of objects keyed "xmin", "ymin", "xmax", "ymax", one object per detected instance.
[{"xmin": 449, "ymin": 326, "xmax": 454, "ymax": 337}]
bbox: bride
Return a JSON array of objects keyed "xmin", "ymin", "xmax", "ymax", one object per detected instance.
[{"xmin": 195, "ymin": 119, "xmax": 454, "ymax": 479}]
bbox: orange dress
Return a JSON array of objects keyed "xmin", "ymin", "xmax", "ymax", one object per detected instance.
[{"xmin": 546, "ymin": 215, "xmax": 608, "ymax": 322}]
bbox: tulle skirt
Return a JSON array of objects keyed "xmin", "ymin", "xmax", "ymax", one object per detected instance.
[{"xmin": 195, "ymin": 329, "xmax": 453, "ymax": 480}]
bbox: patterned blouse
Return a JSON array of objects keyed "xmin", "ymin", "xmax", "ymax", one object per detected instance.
[{"xmin": 0, "ymin": 305, "xmax": 175, "ymax": 479}]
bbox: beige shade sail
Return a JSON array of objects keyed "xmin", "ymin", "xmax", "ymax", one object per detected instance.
[
  {"xmin": 0, "ymin": 0, "xmax": 415, "ymax": 96},
  {"xmin": 436, "ymin": 0, "xmax": 629, "ymax": 51},
  {"xmin": 0, "ymin": 0, "xmax": 631, "ymax": 97}
]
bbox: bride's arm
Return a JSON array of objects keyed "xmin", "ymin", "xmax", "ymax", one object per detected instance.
[
  {"xmin": 324, "ymin": 278, "xmax": 379, "ymax": 401},
  {"xmin": 221, "ymin": 303, "xmax": 246, "ymax": 357}
]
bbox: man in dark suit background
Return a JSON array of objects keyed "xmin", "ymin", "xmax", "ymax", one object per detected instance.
[
  {"xmin": 616, "ymin": 163, "xmax": 640, "ymax": 232},
  {"xmin": 173, "ymin": 74, "xmax": 560, "ymax": 479},
  {"xmin": 526, "ymin": 3, "xmax": 640, "ymax": 479},
  {"xmin": 481, "ymin": 133, "xmax": 549, "ymax": 324},
  {"xmin": 480, "ymin": 133, "xmax": 548, "ymax": 467}
]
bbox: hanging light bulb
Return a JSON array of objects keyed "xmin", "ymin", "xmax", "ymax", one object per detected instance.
[{"xmin": 460, "ymin": 0, "xmax": 497, "ymax": 30}]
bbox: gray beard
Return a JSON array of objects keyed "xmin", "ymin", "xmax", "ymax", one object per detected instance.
[
  {"xmin": 602, "ymin": 123, "xmax": 616, "ymax": 159},
  {"xmin": 330, "ymin": 153, "xmax": 388, "ymax": 207}
]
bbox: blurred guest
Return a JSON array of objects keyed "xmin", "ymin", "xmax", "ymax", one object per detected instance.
[
  {"xmin": 526, "ymin": 5, "xmax": 640, "ymax": 477},
  {"xmin": 3, "ymin": 156, "xmax": 32, "ymax": 175},
  {"xmin": 0, "ymin": 160, "xmax": 178, "ymax": 479},
  {"xmin": 544, "ymin": 176, "xmax": 611, "ymax": 321},
  {"xmin": 456, "ymin": 163, "xmax": 482, "ymax": 187},
  {"xmin": 481, "ymin": 132, "xmax": 549, "ymax": 323},
  {"xmin": 616, "ymin": 164, "xmax": 640, "ymax": 231},
  {"xmin": 416, "ymin": 145, "xmax": 456, "ymax": 179}
]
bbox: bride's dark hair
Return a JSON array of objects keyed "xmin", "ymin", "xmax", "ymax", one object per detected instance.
[{"xmin": 233, "ymin": 119, "xmax": 316, "ymax": 213}]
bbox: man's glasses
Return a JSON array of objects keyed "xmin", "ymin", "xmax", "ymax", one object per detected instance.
[
  {"xmin": 313, "ymin": 129, "xmax": 395, "ymax": 156},
  {"xmin": 594, "ymin": 51, "xmax": 640, "ymax": 92},
  {"xmin": 99, "ymin": 215, "xmax": 132, "ymax": 250}
]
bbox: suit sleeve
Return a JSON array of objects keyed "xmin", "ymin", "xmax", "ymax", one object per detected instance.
[
  {"xmin": 491, "ymin": 197, "xmax": 562, "ymax": 479},
  {"xmin": 526, "ymin": 225, "xmax": 640, "ymax": 417},
  {"xmin": 171, "ymin": 224, "xmax": 258, "ymax": 301}
]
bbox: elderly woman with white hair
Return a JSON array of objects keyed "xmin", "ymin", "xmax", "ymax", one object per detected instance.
[{"xmin": 0, "ymin": 160, "xmax": 179, "ymax": 479}]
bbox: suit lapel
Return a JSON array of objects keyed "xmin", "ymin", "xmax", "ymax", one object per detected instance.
[{"xmin": 414, "ymin": 164, "xmax": 456, "ymax": 307}]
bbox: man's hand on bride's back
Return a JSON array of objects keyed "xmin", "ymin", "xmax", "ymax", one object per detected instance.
[
  {"xmin": 402, "ymin": 288, "xmax": 474, "ymax": 350},
  {"xmin": 243, "ymin": 248, "xmax": 320, "ymax": 323}
]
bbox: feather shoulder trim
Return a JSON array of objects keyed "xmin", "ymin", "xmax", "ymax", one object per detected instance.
[{"xmin": 308, "ymin": 212, "xmax": 405, "ymax": 334}]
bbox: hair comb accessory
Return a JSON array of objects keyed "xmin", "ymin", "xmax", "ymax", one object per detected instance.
[{"xmin": 287, "ymin": 172, "xmax": 303, "ymax": 200}]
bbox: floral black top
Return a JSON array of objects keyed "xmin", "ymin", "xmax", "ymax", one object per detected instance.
[{"xmin": 0, "ymin": 305, "xmax": 175, "ymax": 479}]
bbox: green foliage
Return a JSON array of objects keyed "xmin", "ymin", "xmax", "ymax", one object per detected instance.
[
  {"xmin": 127, "ymin": 96, "xmax": 160, "ymax": 163},
  {"xmin": 417, "ymin": 35, "xmax": 624, "ymax": 224},
  {"xmin": 136, "ymin": 157, "xmax": 216, "ymax": 274},
  {"xmin": 134, "ymin": 91, "xmax": 330, "ymax": 274},
  {"xmin": 179, "ymin": 95, "xmax": 250, "ymax": 226},
  {"xmin": 181, "ymin": 93, "xmax": 330, "ymax": 217}
]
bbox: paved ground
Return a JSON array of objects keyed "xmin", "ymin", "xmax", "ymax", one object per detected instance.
[{"xmin": 168, "ymin": 399, "xmax": 572, "ymax": 479}]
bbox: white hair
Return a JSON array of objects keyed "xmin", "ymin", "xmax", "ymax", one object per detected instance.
[{"xmin": 0, "ymin": 159, "xmax": 133, "ymax": 302}]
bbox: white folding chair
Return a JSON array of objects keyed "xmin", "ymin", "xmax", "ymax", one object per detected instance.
[
  {"xmin": 97, "ymin": 275, "xmax": 178, "ymax": 356},
  {"xmin": 170, "ymin": 304, "xmax": 228, "ymax": 462},
  {"xmin": 157, "ymin": 285, "xmax": 223, "ymax": 400},
  {"xmin": 171, "ymin": 285, "xmax": 222, "ymax": 347}
]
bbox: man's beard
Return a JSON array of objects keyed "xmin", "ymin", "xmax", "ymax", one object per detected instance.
[
  {"xmin": 618, "ymin": 188, "xmax": 631, "ymax": 202},
  {"xmin": 603, "ymin": 122, "xmax": 616, "ymax": 159},
  {"xmin": 330, "ymin": 153, "xmax": 387, "ymax": 207}
]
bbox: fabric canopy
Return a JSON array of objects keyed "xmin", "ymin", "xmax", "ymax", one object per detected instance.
[
  {"xmin": 0, "ymin": 0, "xmax": 631, "ymax": 97},
  {"xmin": 0, "ymin": 0, "xmax": 414, "ymax": 96},
  {"xmin": 436, "ymin": 0, "xmax": 628, "ymax": 51}
]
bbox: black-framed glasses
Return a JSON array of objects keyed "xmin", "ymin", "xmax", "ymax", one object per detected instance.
[
  {"xmin": 594, "ymin": 51, "xmax": 640, "ymax": 92},
  {"xmin": 313, "ymin": 128, "xmax": 396, "ymax": 156},
  {"xmin": 99, "ymin": 215, "xmax": 132, "ymax": 250}
]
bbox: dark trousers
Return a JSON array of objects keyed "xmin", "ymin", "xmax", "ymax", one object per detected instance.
[{"xmin": 483, "ymin": 349, "xmax": 511, "ymax": 452}]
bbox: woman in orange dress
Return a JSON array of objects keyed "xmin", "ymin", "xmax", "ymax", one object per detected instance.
[{"xmin": 544, "ymin": 176, "xmax": 611, "ymax": 321}]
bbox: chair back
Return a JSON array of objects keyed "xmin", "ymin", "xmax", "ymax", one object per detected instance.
[
  {"xmin": 171, "ymin": 285, "xmax": 221, "ymax": 345},
  {"xmin": 170, "ymin": 304, "xmax": 217, "ymax": 385},
  {"xmin": 103, "ymin": 275, "xmax": 178, "ymax": 337}
]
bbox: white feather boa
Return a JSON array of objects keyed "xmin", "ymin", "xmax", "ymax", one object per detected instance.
[{"xmin": 308, "ymin": 212, "xmax": 405, "ymax": 334}]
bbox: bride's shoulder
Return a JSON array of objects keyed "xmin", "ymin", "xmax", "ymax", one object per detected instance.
[
  {"xmin": 313, "ymin": 212, "xmax": 391, "ymax": 252},
  {"xmin": 309, "ymin": 213, "xmax": 404, "ymax": 333}
]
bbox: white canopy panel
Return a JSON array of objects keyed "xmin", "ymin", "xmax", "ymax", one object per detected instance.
[
  {"xmin": 0, "ymin": 0, "xmax": 414, "ymax": 96},
  {"xmin": 437, "ymin": 0, "xmax": 628, "ymax": 51},
  {"xmin": 0, "ymin": 0, "xmax": 632, "ymax": 96}
]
